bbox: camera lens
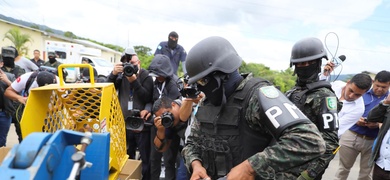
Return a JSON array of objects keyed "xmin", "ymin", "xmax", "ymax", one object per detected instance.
[
  {"xmin": 124, "ymin": 65, "xmax": 134, "ymax": 77},
  {"xmin": 125, "ymin": 116, "xmax": 144, "ymax": 130},
  {"xmin": 161, "ymin": 112, "xmax": 174, "ymax": 128},
  {"xmin": 123, "ymin": 63, "xmax": 139, "ymax": 77}
]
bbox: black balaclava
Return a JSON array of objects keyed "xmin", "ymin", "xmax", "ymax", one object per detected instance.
[
  {"xmin": 168, "ymin": 31, "xmax": 178, "ymax": 50},
  {"xmin": 2, "ymin": 57, "xmax": 15, "ymax": 68},
  {"xmin": 49, "ymin": 57, "xmax": 56, "ymax": 64},
  {"xmin": 198, "ymin": 70, "xmax": 243, "ymax": 106},
  {"xmin": 295, "ymin": 60, "xmax": 321, "ymax": 86}
]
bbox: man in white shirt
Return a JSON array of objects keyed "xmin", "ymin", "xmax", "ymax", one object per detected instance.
[
  {"xmin": 326, "ymin": 73, "xmax": 372, "ymax": 180},
  {"xmin": 322, "ymin": 64, "xmax": 372, "ymax": 138},
  {"xmin": 322, "ymin": 63, "xmax": 374, "ymax": 179},
  {"xmin": 331, "ymin": 80, "xmax": 366, "ymax": 138},
  {"xmin": 5, "ymin": 71, "xmax": 58, "ymax": 105}
]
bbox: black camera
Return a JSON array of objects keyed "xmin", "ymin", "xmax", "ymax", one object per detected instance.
[
  {"xmin": 122, "ymin": 63, "xmax": 139, "ymax": 77},
  {"xmin": 161, "ymin": 112, "xmax": 174, "ymax": 128},
  {"xmin": 178, "ymin": 75, "xmax": 200, "ymax": 98},
  {"xmin": 125, "ymin": 109, "xmax": 144, "ymax": 131}
]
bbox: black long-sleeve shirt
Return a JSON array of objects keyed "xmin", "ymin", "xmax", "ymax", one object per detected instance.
[{"xmin": 107, "ymin": 68, "xmax": 154, "ymax": 121}]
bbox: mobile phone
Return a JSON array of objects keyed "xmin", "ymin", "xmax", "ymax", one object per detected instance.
[{"xmin": 363, "ymin": 117, "xmax": 368, "ymax": 122}]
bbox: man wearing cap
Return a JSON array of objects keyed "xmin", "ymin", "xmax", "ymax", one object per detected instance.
[
  {"xmin": 43, "ymin": 52, "xmax": 62, "ymax": 68},
  {"xmin": 1, "ymin": 46, "xmax": 25, "ymax": 78},
  {"xmin": 154, "ymin": 31, "xmax": 187, "ymax": 75},
  {"xmin": 1, "ymin": 46, "xmax": 26, "ymax": 143},
  {"xmin": 5, "ymin": 71, "xmax": 58, "ymax": 105},
  {"xmin": 43, "ymin": 51, "xmax": 68, "ymax": 81},
  {"xmin": 106, "ymin": 47, "xmax": 154, "ymax": 180}
]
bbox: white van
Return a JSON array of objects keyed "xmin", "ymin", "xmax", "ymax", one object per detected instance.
[
  {"xmin": 81, "ymin": 56, "xmax": 113, "ymax": 80},
  {"xmin": 45, "ymin": 40, "xmax": 113, "ymax": 82}
]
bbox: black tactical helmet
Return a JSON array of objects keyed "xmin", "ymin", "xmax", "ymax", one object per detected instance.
[
  {"xmin": 290, "ymin": 37, "xmax": 328, "ymax": 64},
  {"xmin": 185, "ymin": 36, "xmax": 242, "ymax": 84}
]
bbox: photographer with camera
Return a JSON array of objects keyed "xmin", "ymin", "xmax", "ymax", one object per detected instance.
[
  {"xmin": 153, "ymin": 96, "xmax": 201, "ymax": 180},
  {"xmin": 152, "ymin": 97, "xmax": 187, "ymax": 152},
  {"xmin": 148, "ymin": 54, "xmax": 182, "ymax": 180},
  {"xmin": 106, "ymin": 47, "xmax": 154, "ymax": 180}
]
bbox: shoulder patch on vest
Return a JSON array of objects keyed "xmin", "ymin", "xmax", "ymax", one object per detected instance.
[
  {"xmin": 259, "ymin": 86, "xmax": 279, "ymax": 99},
  {"xmin": 326, "ymin": 97, "xmax": 337, "ymax": 110}
]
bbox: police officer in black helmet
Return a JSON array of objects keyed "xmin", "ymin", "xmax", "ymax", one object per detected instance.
[
  {"xmin": 286, "ymin": 37, "xmax": 342, "ymax": 180},
  {"xmin": 182, "ymin": 36, "xmax": 326, "ymax": 180}
]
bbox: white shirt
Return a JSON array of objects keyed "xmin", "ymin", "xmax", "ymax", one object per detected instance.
[
  {"xmin": 11, "ymin": 72, "xmax": 60, "ymax": 95},
  {"xmin": 376, "ymin": 129, "xmax": 390, "ymax": 171},
  {"xmin": 331, "ymin": 80, "xmax": 365, "ymax": 138}
]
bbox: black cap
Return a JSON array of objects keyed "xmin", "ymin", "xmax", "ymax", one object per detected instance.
[
  {"xmin": 48, "ymin": 51, "xmax": 56, "ymax": 57},
  {"xmin": 82, "ymin": 68, "xmax": 98, "ymax": 78},
  {"xmin": 37, "ymin": 71, "xmax": 56, "ymax": 87}
]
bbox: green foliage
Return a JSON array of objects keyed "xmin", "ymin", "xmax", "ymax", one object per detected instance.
[
  {"xmin": 78, "ymin": 37, "xmax": 124, "ymax": 52},
  {"xmin": 134, "ymin": 45, "xmax": 152, "ymax": 56},
  {"xmin": 45, "ymin": 28, "xmax": 54, "ymax": 33},
  {"xmin": 64, "ymin": 31, "xmax": 77, "ymax": 39},
  {"xmin": 239, "ymin": 61, "xmax": 296, "ymax": 92},
  {"xmin": 30, "ymin": 25, "xmax": 40, "ymax": 30},
  {"xmin": 132, "ymin": 45, "xmax": 153, "ymax": 70},
  {"xmin": 3, "ymin": 28, "xmax": 33, "ymax": 55}
]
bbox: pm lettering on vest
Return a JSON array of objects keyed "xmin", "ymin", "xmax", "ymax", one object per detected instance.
[
  {"xmin": 318, "ymin": 97, "xmax": 339, "ymax": 131},
  {"xmin": 265, "ymin": 103, "xmax": 303, "ymax": 129},
  {"xmin": 322, "ymin": 113, "xmax": 339, "ymax": 130},
  {"xmin": 259, "ymin": 86, "xmax": 311, "ymax": 138}
]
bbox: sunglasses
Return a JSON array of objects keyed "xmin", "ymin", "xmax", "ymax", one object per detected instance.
[{"xmin": 197, "ymin": 76, "xmax": 210, "ymax": 86}]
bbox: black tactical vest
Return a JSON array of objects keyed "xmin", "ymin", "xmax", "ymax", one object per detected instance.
[
  {"xmin": 195, "ymin": 77, "xmax": 272, "ymax": 179},
  {"xmin": 286, "ymin": 81, "xmax": 332, "ymax": 109},
  {"xmin": 286, "ymin": 81, "xmax": 339, "ymax": 131}
]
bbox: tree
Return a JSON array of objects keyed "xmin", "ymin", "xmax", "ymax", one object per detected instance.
[
  {"xmin": 64, "ymin": 31, "xmax": 77, "ymax": 39},
  {"xmin": 134, "ymin": 45, "xmax": 152, "ymax": 56},
  {"xmin": 3, "ymin": 28, "xmax": 33, "ymax": 55},
  {"xmin": 30, "ymin": 24, "xmax": 40, "ymax": 30},
  {"xmin": 132, "ymin": 45, "xmax": 153, "ymax": 70},
  {"xmin": 239, "ymin": 61, "xmax": 296, "ymax": 93},
  {"xmin": 45, "ymin": 28, "xmax": 54, "ymax": 33}
]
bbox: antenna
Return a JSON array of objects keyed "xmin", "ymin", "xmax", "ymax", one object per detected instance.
[{"xmin": 324, "ymin": 32, "xmax": 345, "ymax": 81}]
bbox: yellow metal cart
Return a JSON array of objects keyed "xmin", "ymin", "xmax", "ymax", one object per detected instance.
[{"xmin": 20, "ymin": 64, "xmax": 128, "ymax": 180}]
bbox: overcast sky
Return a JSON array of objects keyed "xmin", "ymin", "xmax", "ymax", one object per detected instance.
[{"xmin": 1, "ymin": 0, "xmax": 390, "ymax": 74}]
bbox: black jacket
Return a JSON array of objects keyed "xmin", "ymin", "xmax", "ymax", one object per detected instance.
[
  {"xmin": 148, "ymin": 54, "xmax": 181, "ymax": 101},
  {"xmin": 0, "ymin": 72, "xmax": 16, "ymax": 118},
  {"xmin": 367, "ymin": 102, "xmax": 390, "ymax": 167},
  {"xmin": 107, "ymin": 68, "xmax": 154, "ymax": 121}
]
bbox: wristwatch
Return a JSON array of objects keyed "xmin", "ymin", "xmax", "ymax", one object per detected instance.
[{"xmin": 381, "ymin": 100, "xmax": 390, "ymax": 106}]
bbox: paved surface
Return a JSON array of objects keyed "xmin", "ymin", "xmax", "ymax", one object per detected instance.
[{"xmin": 5, "ymin": 124, "xmax": 362, "ymax": 179}]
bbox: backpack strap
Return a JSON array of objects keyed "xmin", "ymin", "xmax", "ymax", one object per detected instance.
[
  {"xmin": 234, "ymin": 77, "xmax": 270, "ymax": 120},
  {"xmin": 306, "ymin": 80, "xmax": 332, "ymax": 92},
  {"xmin": 24, "ymin": 71, "xmax": 39, "ymax": 97}
]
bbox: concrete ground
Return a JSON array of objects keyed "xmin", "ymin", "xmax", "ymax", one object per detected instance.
[{"xmin": 5, "ymin": 124, "xmax": 362, "ymax": 179}]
